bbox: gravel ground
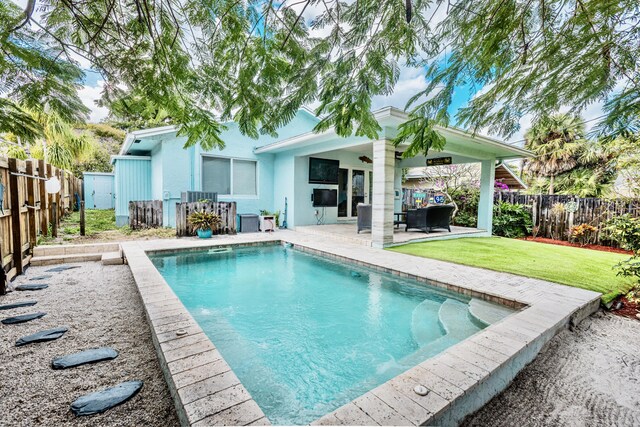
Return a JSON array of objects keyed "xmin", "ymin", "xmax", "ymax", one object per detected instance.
[
  {"xmin": 464, "ymin": 311, "xmax": 640, "ymax": 427},
  {"xmin": 0, "ymin": 263, "xmax": 179, "ymax": 427}
]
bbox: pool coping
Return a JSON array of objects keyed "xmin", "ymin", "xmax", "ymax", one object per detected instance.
[{"xmin": 120, "ymin": 231, "xmax": 601, "ymax": 426}]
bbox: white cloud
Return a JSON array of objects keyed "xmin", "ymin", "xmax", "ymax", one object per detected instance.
[
  {"xmin": 78, "ymin": 81, "xmax": 109, "ymax": 123},
  {"xmin": 371, "ymin": 66, "xmax": 428, "ymax": 110}
]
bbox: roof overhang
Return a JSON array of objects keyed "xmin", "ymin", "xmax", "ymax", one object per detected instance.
[
  {"xmin": 254, "ymin": 107, "xmax": 532, "ymax": 160},
  {"xmin": 120, "ymin": 125, "xmax": 178, "ymax": 155}
]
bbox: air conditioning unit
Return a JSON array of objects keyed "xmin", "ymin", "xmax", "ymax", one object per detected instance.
[
  {"xmin": 259, "ymin": 215, "xmax": 275, "ymax": 232},
  {"xmin": 181, "ymin": 191, "xmax": 218, "ymax": 203}
]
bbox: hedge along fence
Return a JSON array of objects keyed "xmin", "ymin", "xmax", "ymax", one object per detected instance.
[
  {"xmin": 0, "ymin": 156, "xmax": 82, "ymax": 292},
  {"xmin": 175, "ymin": 201, "xmax": 237, "ymax": 237},
  {"xmin": 497, "ymin": 193, "xmax": 640, "ymax": 245}
]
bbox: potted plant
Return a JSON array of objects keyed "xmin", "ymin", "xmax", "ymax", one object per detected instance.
[{"xmin": 188, "ymin": 211, "xmax": 222, "ymax": 238}]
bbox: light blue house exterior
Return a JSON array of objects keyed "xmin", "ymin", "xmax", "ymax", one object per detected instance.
[{"xmin": 112, "ymin": 107, "xmax": 530, "ymax": 247}]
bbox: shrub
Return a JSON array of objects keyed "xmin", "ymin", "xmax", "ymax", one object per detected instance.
[
  {"xmin": 569, "ymin": 223, "xmax": 598, "ymax": 247},
  {"xmin": 606, "ymin": 214, "xmax": 640, "ymax": 289},
  {"xmin": 492, "ymin": 202, "xmax": 533, "ymax": 238},
  {"xmin": 187, "ymin": 211, "xmax": 221, "ymax": 232},
  {"xmin": 606, "ymin": 214, "xmax": 640, "ymax": 255}
]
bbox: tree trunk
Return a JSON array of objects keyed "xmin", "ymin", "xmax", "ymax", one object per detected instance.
[{"xmin": 548, "ymin": 174, "xmax": 555, "ymax": 195}]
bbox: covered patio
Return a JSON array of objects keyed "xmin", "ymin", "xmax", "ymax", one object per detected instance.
[{"xmin": 256, "ymin": 107, "xmax": 531, "ymax": 247}]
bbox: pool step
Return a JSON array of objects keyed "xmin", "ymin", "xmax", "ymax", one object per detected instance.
[
  {"xmin": 400, "ymin": 299, "xmax": 482, "ymax": 368},
  {"xmin": 438, "ymin": 299, "xmax": 482, "ymax": 339},
  {"xmin": 411, "ymin": 299, "xmax": 445, "ymax": 346},
  {"xmin": 30, "ymin": 253, "xmax": 104, "ymax": 266},
  {"xmin": 31, "ymin": 243, "xmax": 123, "ymax": 266},
  {"xmin": 468, "ymin": 298, "xmax": 514, "ymax": 327},
  {"xmin": 33, "ymin": 243, "xmax": 120, "ymax": 257}
]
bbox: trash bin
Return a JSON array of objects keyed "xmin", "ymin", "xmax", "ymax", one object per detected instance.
[{"xmin": 237, "ymin": 214, "xmax": 259, "ymax": 233}]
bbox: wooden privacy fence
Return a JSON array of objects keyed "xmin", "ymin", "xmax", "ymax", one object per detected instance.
[
  {"xmin": 175, "ymin": 201, "xmax": 237, "ymax": 237},
  {"xmin": 129, "ymin": 200, "xmax": 163, "ymax": 230},
  {"xmin": 1, "ymin": 156, "xmax": 82, "ymax": 290},
  {"xmin": 496, "ymin": 192, "xmax": 640, "ymax": 245}
]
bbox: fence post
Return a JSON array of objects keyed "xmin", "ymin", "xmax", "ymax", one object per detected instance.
[
  {"xmin": 8, "ymin": 158, "xmax": 23, "ymax": 276},
  {"xmin": 25, "ymin": 161, "xmax": 37, "ymax": 249},
  {"xmin": 80, "ymin": 201, "xmax": 85, "ymax": 236},
  {"xmin": 51, "ymin": 201, "xmax": 58, "ymax": 238},
  {"xmin": 56, "ymin": 168, "xmax": 62, "ymax": 221},
  {"xmin": 38, "ymin": 160, "xmax": 48, "ymax": 236}
]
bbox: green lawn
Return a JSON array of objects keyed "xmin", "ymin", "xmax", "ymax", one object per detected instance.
[
  {"xmin": 388, "ymin": 237, "xmax": 634, "ymax": 304},
  {"xmin": 61, "ymin": 209, "xmax": 118, "ymax": 235}
]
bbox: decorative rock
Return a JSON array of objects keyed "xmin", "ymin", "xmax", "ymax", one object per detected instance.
[
  {"xmin": 0, "ymin": 300, "xmax": 37, "ymax": 311},
  {"xmin": 2, "ymin": 311, "xmax": 46, "ymax": 325},
  {"xmin": 636, "ymin": 313, "xmax": 640, "ymax": 320},
  {"xmin": 413, "ymin": 385, "xmax": 429, "ymax": 396},
  {"xmin": 52, "ymin": 347, "xmax": 119, "ymax": 369},
  {"xmin": 15, "ymin": 284, "xmax": 49, "ymax": 291},
  {"xmin": 30, "ymin": 275, "xmax": 52, "ymax": 281},
  {"xmin": 46, "ymin": 265, "xmax": 80, "ymax": 273},
  {"xmin": 71, "ymin": 380, "xmax": 144, "ymax": 416},
  {"xmin": 16, "ymin": 326, "xmax": 68, "ymax": 346}
]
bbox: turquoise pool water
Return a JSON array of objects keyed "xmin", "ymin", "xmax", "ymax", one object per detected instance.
[{"xmin": 150, "ymin": 245, "xmax": 487, "ymax": 424}]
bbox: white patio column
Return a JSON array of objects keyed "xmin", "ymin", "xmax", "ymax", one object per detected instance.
[
  {"xmin": 477, "ymin": 158, "xmax": 496, "ymax": 233},
  {"xmin": 372, "ymin": 139, "xmax": 395, "ymax": 248}
]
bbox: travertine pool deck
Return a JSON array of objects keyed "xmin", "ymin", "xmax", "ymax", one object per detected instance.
[{"xmin": 120, "ymin": 230, "xmax": 601, "ymax": 426}]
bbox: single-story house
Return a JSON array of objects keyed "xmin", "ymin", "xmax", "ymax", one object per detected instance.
[{"xmin": 112, "ymin": 106, "xmax": 531, "ymax": 247}]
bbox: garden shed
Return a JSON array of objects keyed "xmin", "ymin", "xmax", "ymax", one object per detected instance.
[{"xmin": 83, "ymin": 172, "xmax": 115, "ymax": 210}]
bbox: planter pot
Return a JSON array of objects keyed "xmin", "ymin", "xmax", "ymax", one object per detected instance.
[{"xmin": 196, "ymin": 229, "xmax": 213, "ymax": 239}]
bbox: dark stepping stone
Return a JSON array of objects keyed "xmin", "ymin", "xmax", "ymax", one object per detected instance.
[
  {"xmin": 30, "ymin": 275, "xmax": 51, "ymax": 281},
  {"xmin": 16, "ymin": 327, "xmax": 68, "ymax": 346},
  {"xmin": 15, "ymin": 284, "xmax": 48, "ymax": 291},
  {"xmin": 52, "ymin": 347, "xmax": 119, "ymax": 369},
  {"xmin": 2, "ymin": 311, "xmax": 46, "ymax": 324},
  {"xmin": 0, "ymin": 300, "xmax": 37, "ymax": 311},
  {"xmin": 71, "ymin": 380, "xmax": 143, "ymax": 416},
  {"xmin": 46, "ymin": 265, "xmax": 80, "ymax": 273}
]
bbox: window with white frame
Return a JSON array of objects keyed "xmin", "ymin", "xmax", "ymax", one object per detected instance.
[{"xmin": 202, "ymin": 156, "xmax": 257, "ymax": 196}]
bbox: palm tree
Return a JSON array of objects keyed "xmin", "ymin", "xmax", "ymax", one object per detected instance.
[
  {"xmin": 524, "ymin": 113, "xmax": 585, "ymax": 194},
  {"xmin": 23, "ymin": 110, "xmax": 91, "ymax": 169}
]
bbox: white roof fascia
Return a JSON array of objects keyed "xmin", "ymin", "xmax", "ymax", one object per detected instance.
[{"xmin": 119, "ymin": 125, "xmax": 178, "ymax": 155}]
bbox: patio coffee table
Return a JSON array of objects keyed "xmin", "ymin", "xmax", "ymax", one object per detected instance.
[{"xmin": 394, "ymin": 212, "xmax": 407, "ymax": 228}]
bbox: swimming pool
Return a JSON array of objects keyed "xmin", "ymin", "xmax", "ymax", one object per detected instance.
[{"xmin": 150, "ymin": 244, "xmax": 510, "ymax": 425}]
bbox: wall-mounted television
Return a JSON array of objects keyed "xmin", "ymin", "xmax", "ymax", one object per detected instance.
[
  {"xmin": 312, "ymin": 189, "xmax": 338, "ymax": 207},
  {"xmin": 309, "ymin": 157, "xmax": 339, "ymax": 184}
]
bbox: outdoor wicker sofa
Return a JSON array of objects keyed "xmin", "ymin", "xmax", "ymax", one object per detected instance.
[{"xmin": 405, "ymin": 205, "xmax": 455, "ymax": 233}]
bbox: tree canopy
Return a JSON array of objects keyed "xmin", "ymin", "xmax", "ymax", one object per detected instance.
[
  {"xmin": 0, "ymin": 1, "xmax": 88, "ymax": 141},
  {"xmin": 2, "ymin": 0, "xmax": 640, "ymax": 156}
]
